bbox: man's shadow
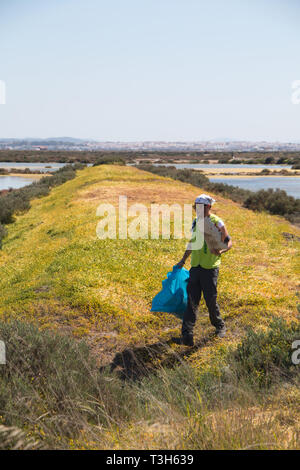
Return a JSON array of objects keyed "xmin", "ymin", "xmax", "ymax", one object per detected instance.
[{"xmin": 99, "ymin": 334, "xmax": 213, "ymax": 382}]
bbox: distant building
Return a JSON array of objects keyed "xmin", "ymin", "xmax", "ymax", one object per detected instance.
[{"xmin": 32, "ymin": 145, "xmax": 48, "ymax": 151}]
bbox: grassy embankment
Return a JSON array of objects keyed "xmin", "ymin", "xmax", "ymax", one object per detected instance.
[{"xmin": 0, "ymin": 164, "xmax": 299, "ymax": 449}]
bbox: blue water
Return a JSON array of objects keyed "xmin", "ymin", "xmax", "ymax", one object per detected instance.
[
  {"xmin": 0, "ymin": 175, "xmax": 35, "ymax": 191},
  {"xmin": 0, "ymin": 162, "xmax": 66, "ymax": 172},
  {"xmin": 152, "ymin": 163, "xmax": 298, "ymax": 198},
  {"xmin": 209, "ymin": 176, "xmax": 299, "ymax": 199},
  {"xmin": 0, "ymin": 162, "xmax": 91, "ymax": 190},
  {"xmin": 153, "ymin": 163, "xmax": 292, "ymax": 170},
  {"xmin": 1, "ymin": 162, "xmax": 298, "ymax": 197}
]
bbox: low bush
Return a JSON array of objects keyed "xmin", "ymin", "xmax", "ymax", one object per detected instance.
[
  {"xmin": 0, "ymin": 317, "xmax": 299, "ymax": 449},
  {"xmin": 0, "ymin": 310, "xmax": 299, "ymax": 449},
  {"xmin": 228, "ymin": 317, "xmax": 300, "ymax": 388},
  {"xmin": 243, "ymin": 188, "xmax": 300, "ymax": 218},
  {"xmin": 0, "ymin": 321, "xmax": 100, "ymax": 445},
  {"xmin": 0, "ymin": 424, "xmax": 41, "ymax": 450},
  {"xmin": 93, "ymin": 156, "xmax": 125, "ymax": 166},
  {"xmin": 207, "ymin": 181, "xmax": 251, "ymax": 203}
]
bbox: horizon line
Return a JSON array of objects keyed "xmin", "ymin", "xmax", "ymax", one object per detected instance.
[{"xmin": 1, "ymin": 137, "xmax": 300, "ymax": 144}]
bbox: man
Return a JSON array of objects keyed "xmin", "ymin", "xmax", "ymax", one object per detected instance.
[{"xmin": 176, "ymin": 194, "xmax": 232, "ymax": 346}]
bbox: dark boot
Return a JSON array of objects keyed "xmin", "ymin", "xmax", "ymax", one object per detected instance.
[{"xmin": 181, "ymin": 334, "xmax": 194, "ymax": 346}]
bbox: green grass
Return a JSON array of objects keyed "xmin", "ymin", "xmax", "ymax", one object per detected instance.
[{"xmin": 0, "ymin": 319, "xmax": 299, "ymax": 449}]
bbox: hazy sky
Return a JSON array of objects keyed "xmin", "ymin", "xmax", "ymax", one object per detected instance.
[{"xmin": 1, "ymin": 0, "xmax": 300, "ymax": 141}]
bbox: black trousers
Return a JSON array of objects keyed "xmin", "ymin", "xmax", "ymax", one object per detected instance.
[{"xmin": 182, "ymin": 265, "xmax": 225, "ymax": 337}]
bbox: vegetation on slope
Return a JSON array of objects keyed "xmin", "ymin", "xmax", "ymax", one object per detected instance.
[
  {"xmin": 0, "ymin": 318, "xmax": 299, "ymax": 449},
  {"xmin": 0, "ymin": 164, "xmax": 85, "ymax": 247},
  {"xmin": 138, "ymin": 164, "xmax": 300, "ymax": 224},
  {"xmin": 0, "ymin": 164, "xmax": 299, "ymax": 448}
]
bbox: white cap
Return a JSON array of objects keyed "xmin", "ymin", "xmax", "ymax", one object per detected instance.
[{"xmin": 195, "ymin": 194, "xmax": 216, "ymax": 205}]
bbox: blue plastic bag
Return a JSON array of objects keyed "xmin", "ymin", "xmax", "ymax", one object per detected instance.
[{"xmin": 151, "ymin": 266, "xmax": 190, "ymax": 320}]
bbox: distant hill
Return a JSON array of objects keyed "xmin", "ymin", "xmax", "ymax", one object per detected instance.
[{"xmin": 1, "ymin": 138, "xmax": 300, "ymax": 151}]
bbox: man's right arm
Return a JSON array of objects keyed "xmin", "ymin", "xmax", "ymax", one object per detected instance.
[
  {"xmin": 176, "ymin": 249, "xmax": 192, "ymax": 268},
  {"xmin": 175, "ymin": 218, "xmax": 196, "ymax": 268}
]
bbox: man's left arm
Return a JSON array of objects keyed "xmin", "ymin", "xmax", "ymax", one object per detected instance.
[
  {"xmin": 220, "ymin": 225, "xmax": 232, "ymax": 252},
  {"xmin": 211, "ymin": 225, "xmax": 232, "ymax": 255}
]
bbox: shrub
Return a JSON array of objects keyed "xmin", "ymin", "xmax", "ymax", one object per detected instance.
[
  {"xmin": 207, "ymin": 181, "xmax": 251, "ymax": 203},
  {"xmin": 243, "ymin": 188, "xmax": 300, "ymax": 217},
  {"xmin": 0, "ymin": 424, "xmax": 41, "ymax": 450},
  {"xmin": 0, "ymin": 320, "xmax": 139, "ymax": 447},
  {"xmin": 0, "ymin": 319, "xmax": 299, "ymax": 449},
  {"xmin": 228, "ymin": 317, "xmax": 300, "ymax": 388},
  {"xmin": 0, "ymin": 321, "xmax": 94, "ymax": 421},
  {"xmin": 93, "ymin": 156, "xmax": 125, "ymax": 166},
  {"xmin": 0, "ymin": 321, "xmax": 99, "ymax": 445},
  {"xmin": 138, "ymin": 164, "xmax": 209, "ymax": 187},
  {"xmin": 277, "ymin": 157, "xmax": 288, "ymax": 164}
]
